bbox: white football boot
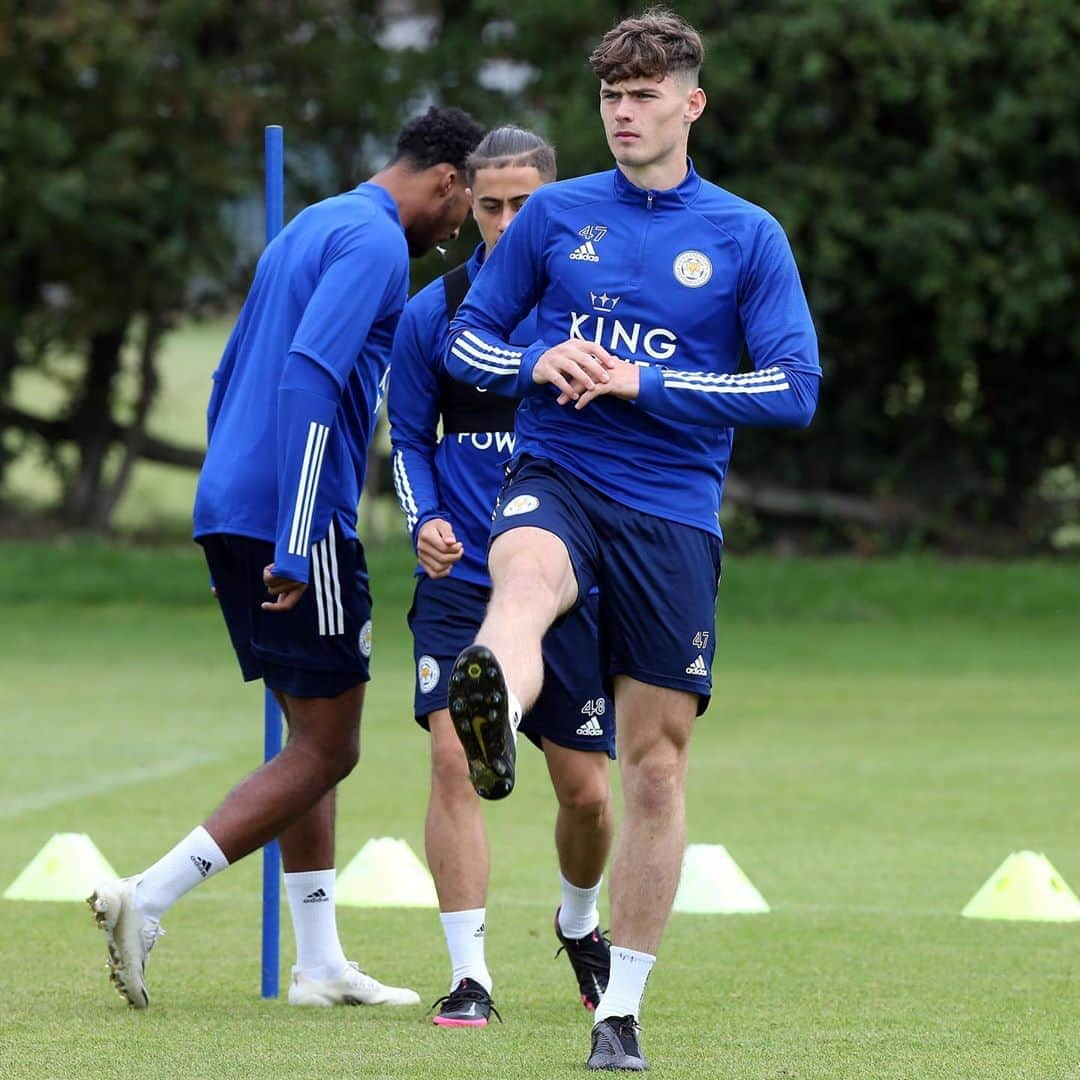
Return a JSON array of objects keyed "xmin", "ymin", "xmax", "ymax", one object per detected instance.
[
  {"xmin": 287, "ymin": 961, "xmax": 421, "ymax": 1006},
  {"xmin": 87, "ymin": 877, "xmax": 164, "ymax": 1009}
]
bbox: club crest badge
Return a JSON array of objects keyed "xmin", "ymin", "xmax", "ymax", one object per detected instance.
[
  {"xmin": 358, "ymin": 619, "xmax": 373, "ymax": 658},
  {"xmin": 418, "ymin": 655, "xmax": 440, "ymax": 694},
  {"xmin": 673, "ymin": 250, "xmax": 712, "ymax": 288},
  {"xmin": 502, "ymin": 494, "xmax": 540, "ymax": 517}
]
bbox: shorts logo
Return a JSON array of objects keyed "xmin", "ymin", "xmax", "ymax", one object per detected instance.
[
  {"xmin": 502, "ymin": 494, "xmax": 540, "ymax": 517},
  {"xmin": 673, "ymin": 250, "xmax": 712, "ymax": 288},
  {"xmin": 418, "ymin": 655, "xmax": 440, "ymax": 694},
  {"xmin": 358, "ymin": 619, "xmax": 373, "ymax": 658},
  {"xmin": 577, "ymin": 698, "xmax": 605, "ymax": 735},
  {"xmin": 685, "ymin": 654, "xmax": 709, "ymax": 677}
]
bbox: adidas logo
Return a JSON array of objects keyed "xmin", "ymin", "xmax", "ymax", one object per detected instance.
[
  {"xmin": 576, "ymin": 717, "xmax": 604, "ymax": 736},
  {"xmin": 303, "ymin": 888, "xmax": 329, "ymax": 904},
  {"xmin": 569, "ymin": 241, "xmax": 600, "ymax": 262},
  {"xmin": 473, "ymin": 922, "xmax": 486, "ymax": 938},
  {"xmin": 190, "ymin": 855, "xmax": 212, "ymax": 878},
  {"xmin": 684, "ymin": 654, "xmax": 709, "ymax": 677}
]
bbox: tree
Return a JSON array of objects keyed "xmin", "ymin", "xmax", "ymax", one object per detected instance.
[
  {"xmin": 0, "ymin": 0, "xmax": 451, "ymax": 529},
  {"xmin": 3, "ymin": 1, "xmax": 1076, "ymax": 546},
  {"xmin": 437, "ymin": 0, "xmax": 1080, "ymax": 547}
]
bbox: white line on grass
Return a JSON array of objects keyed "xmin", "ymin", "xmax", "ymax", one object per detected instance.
[{"xmin": 0, "ymin": 751, "xmax": 226, "ymax": 821}]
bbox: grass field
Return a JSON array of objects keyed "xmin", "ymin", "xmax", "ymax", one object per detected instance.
[{"xmin": 2, "ymin": 541, "xmax": 1078, "ymax": 1078}]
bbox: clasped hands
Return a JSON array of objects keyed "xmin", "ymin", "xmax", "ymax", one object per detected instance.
[{"xmin": 531, "ymin": 340, "xmax": 639, "ymax": 409}]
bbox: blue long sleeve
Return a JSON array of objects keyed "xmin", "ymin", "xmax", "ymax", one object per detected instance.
[
  {"xmin": 636, "ymin": 219, "xmax": 820, "ymax": 428},
  {"xmin": 388, "ymin": 302, "xmax": 447, "ymax": 545},
  {"xmin": 194, "ymin": 182, "xmax": 407, "ymax": 555},
  {"xmin": 272, "ymin": 235, "xmax": 404, "ymax": 583},
  {"xmin": 445, "ymin": 200, "xmax": 547, "ymax": 398},
  {"xmin": 273, "ymin": 355, "xmax": 340, "ymax": 584}
]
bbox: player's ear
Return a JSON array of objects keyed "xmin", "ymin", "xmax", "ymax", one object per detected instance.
[
  {"xmin": 434, "ymin": 164, "xmax": 459, "ymax": 199},
  {"xmin": 686, "ymin": 86, "xmax": 706, "ymax": 123}
]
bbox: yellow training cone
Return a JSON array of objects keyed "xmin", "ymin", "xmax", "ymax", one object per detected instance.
[
  {"xmin": 336, "ymin": 837, "xmax": 438, "ymax": 908},
  {"xmin": 3, "ymin": 833, "xmax": 118, "ymax": 902},
  {"xmin": 673, "ymin": 843, "xmax": 770, "ymax": 914},
  {"xmin": 962, "ymin": 851, "xmax": 1080, "ymax": 922}
]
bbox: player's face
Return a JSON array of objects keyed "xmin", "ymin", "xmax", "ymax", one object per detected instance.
[
  {"xmin": 470, "ymin": 165, "xmax": 545, "ymax": 255},
  {"xmin": 406, "ymin": 169, "xmax": 473, "ymax": 257},
  {"xmin": 600, "ymin": 75, "xmax": 704, "ymax": 177}
]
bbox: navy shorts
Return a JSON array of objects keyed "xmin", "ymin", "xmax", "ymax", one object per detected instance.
[
  {"xmin": 490, "ymin": 457, "xmax": 722, "ymax": 714},
  {"xmin": 407, "ymin": 574, "xmax": 615, "ymax": 757},
  {"xmin": 199, "ymin": 525, "xmax": 372, "ymax": 699}
]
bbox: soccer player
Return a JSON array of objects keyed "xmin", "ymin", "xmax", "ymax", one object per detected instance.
[
  {"xmin": 389, "ymin": 126, "xmax": 615, "ymax": 1027},
  {"xmin": 87, "ymin": 106, "xmax": 485, "ymax": 1011},
  {"xmin": 443, "ymin": 11, "xmax": 821, "ymax": 1071}
]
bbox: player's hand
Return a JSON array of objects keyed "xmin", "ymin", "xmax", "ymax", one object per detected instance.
[
  {"xmin": 417, "ymin": 518, "xmax": 463, "ymax": 579},
  {"xmin": 563, "ymin": 357, "xmax": 641, "ymax": 409},
  {"xmin": 261, "ymin": 564, "xmax": 308, "ymax": 611},
  {"xmin": 532, "ymin": 339, "xmax": 617, "ymax": 402}
]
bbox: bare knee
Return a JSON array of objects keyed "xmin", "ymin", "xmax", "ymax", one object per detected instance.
[
  {"xmin": 621, "ymin": 756, "xmax": 683, "ymax": 817},
  {"xmin": 428, "ymin": 715, "xmax": 475, "ymax": 807},
  {"xmin": 287, "ymin": 727, "xmax": 359, "ymax": 787},
  {"xmin": 556, "ymin": 775, "xmax": 610, "ymax": 821},
  {"xmin": 549, "ymin": 746, "xmax": 611, "ymax": 821},
  {"xmin": 430, "ymin": 735, "xmax": 473, "ymax": 804},
  {"xmin": 335, "ymin": 736, "xmax": 360, "ymax": 781}
]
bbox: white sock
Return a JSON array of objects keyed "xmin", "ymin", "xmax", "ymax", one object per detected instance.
[
  {"xmin": 557, "ymin": 872, "xmax": 602, "ymax": 939},
  {"xmin": 508, "ymin": 689, "xmax": 523, "ymax": 741},
  {"xmin": 284, "ymin": 869, "xmax": 348, "ymax": 981},
  {"xmin": 594, "ymin": 946, "xmax": 655, "ymax": 1024},
  {"xmin": 135, "ymin": 825, "xmax": 228, "ymax": 921},
  {"xmin": 440, "ymin": 907, "xmax": 491, "ymax": 993}
]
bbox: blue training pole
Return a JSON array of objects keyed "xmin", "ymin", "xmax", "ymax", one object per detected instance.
[{"xmin": 261, "ymin": 124, "xmax": 285, "ymax": 1000}]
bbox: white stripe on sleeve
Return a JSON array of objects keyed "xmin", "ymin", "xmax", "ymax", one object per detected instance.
[
  {"xmin": 660, "ymin": 366, "xmax": 790, "ymax": 394},
  {"xmin": 461, "ymin": 330, "xmax": 523, "ymax": 361},
  {"xmin": 288, "ymin": 422, "xmax": 321, "ymax": 555},
  {"xmin": 291, "ymin": 423, "xmax": 329, "ymax": 557},
  {"xmin": 392, "ymin": 449, "xmax": 418, "ymax": 532}
]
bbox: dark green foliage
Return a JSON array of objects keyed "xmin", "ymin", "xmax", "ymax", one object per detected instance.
[{"xmin": 1, "ymin": 1, "xmax": 1077, "ymax": 544}]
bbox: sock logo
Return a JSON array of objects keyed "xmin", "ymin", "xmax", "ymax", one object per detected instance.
[
  {"xmin": 190, "ymin": 855, "xmax": 212, "ymax": 878},
  {"xmin": 473, "ymin": 922, "xmax": 486, "ymax": 938},
  {"xmin": 303, "ymin": 888, "xmax": 329, "ymax": 904}
]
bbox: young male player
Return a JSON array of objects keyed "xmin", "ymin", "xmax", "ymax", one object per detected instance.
[
  {"xmin": 444, "ymin": 11, "xmax": 821, "ymax": 1070},
  {"xmin": 88, "ymin": 106, "xmax": 485, "ymax": 1011},
  {"xmin": 389, "ymin": 126, "xmax": 614, "ymax": 1026}
]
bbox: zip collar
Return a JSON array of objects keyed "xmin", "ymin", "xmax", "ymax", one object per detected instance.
[{"xmin": 612, "ymin": 158, "xmax": 701, "ymax": 208}]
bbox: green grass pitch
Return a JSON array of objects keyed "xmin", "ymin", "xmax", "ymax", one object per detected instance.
[{"xmin": 1, "ymin": 541, "xmax": 1078, "ymax": 1078}]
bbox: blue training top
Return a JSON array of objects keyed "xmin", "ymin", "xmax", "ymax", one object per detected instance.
[
  {"xmin": 389, "ymin": 243, "xmax": 538, "ymax": 587},
  {"xmin": 194, "ymin": 183, "xmax": 408, "ymax": 584},
  {"xmin": 445, "ymin": 162, "xmax": 821, "ymax": 538}
]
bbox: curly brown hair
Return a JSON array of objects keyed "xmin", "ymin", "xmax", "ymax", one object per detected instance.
[{"xmin": 589, "ymin": 8, "xmax": 704, "ymax": 84}]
